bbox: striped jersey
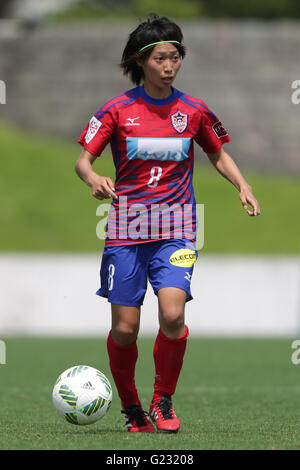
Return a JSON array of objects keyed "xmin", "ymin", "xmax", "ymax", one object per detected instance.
[{"xmin": 78, "ymin": 85, "xmax": 230, "ymax": 247}]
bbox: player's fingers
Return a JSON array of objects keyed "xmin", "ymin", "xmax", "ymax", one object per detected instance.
[
  {"xmin": 240, "ymin": 194, "xmax": 248, "ymax": 211},
  {"xmin": 91, "ymin": 178, "xmax": 117, "ymax": 200},
  {"xmin": 106, "ymin": 177, "xmax": 115, "ymax": 191},
  {"xmin": 92, "ymin": 185, "xmax": 108, "ymax": 200},
  {"xmin": 246, "ymin": 197, "xmax": 260, "ymax": 216},
  {"xmin": 250, "ymin": 197, "xmax": 260, "ymax": 216},
  {"xmin": 256, "ymin": 202, "xmax": 261, "ymax": 215},
  {"xmin": 104, "ymin": 178, "xmax": 118, "ymax": 199},
  {"xmin": 101, "ymin": 180, "xmax": 118, "ymax": 200},
  {"xmin": 240, "ymin": 195, "xmax": 258, "ymax": 216}
]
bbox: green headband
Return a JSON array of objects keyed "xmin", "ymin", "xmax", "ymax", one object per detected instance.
[{"xmin": 138, "ymin": 40, "xmax": 181, "ymax": 53}]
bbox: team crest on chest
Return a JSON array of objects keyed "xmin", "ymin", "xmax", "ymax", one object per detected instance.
[{"xmin": 170, "ymin": 110, "xmax": 188, "ymax": 134}]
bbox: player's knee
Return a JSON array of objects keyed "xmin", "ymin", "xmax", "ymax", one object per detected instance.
[
  {"xmin": 160, "ymin": 307, "xmax": 185, "ymax": 332},
  {"xmin": 111, "ymin": 323, "xmax": 139, "ymax": 345}
]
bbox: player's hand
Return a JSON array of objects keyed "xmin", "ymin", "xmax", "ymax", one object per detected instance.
[
  {"xmin": 239, "ymin": 186, "xmax": 261, "ymax": 216},
  {"xmin": 90, "ymin": 175, "xmax": 118, "ymax": 200}
]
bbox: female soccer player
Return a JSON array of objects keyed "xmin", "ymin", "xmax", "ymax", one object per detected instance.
[{"xmin": 75, "ymin": 14, "xmax": 260, "ymax": 433}]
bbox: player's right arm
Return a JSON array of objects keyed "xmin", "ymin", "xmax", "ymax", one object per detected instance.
[{"xmin": 75, "ymin": 149, "xmax": 118, "ymax": 200}]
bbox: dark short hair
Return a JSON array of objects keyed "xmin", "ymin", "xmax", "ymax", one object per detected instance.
[{"xmin": 120, "ymin": 13, "xmax": 186, "ymax": 86}]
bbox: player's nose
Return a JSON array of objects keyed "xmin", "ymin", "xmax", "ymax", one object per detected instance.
[{"xmin": 163, "ymin": 59, "xmax": 173, "ymax": 73}]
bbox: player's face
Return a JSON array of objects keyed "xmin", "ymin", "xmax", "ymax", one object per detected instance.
[{"xmin": 139, "ymin": 43, "xmax": 182, "ymax": 96}]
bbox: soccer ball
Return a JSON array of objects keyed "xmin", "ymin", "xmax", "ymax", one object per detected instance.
[{"xmin": 52, "ymin": 365, "xmax": 112, "ymax": 425}]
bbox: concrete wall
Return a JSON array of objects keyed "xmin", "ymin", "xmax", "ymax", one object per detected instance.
[
  {"xmin": 1, "ymin": 254, "xmax": 299, "ymax": 337},
  {"xmin": 0, "ymin": 20, "xmax": 299, "ymax": 173}
]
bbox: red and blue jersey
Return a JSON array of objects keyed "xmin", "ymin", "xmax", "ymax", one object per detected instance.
[{"xmin": 78, "ymin": 85, "xmax": 230, "ymax": 247}]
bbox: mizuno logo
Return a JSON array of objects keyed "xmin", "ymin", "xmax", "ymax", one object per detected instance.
[{"xmin": 126, "ymin": 117, "xmax": 140, "ymax": 126}]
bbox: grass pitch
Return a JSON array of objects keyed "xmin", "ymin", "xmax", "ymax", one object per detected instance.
[{"xmin": 0, "ymin": 337, "xmax": 300, "ymax": 450}]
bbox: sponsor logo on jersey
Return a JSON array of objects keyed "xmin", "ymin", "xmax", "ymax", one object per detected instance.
[
  {"xmin": 125, "ymin": 117, "xmax": 140, "ymax": 126},
  {"xmin": 126, "ymin": 137, "xmax": 191, "ymax": 161},
  {"xmin": 85, "ymin": 116, "xmax": 102, "ymax": 144},
  {"xmin": 170, "ymin": 110, "xmax": 188, "ymax": 134},
  {"xmin": 169, "ymin": 249, "xmax": 197, "ymax": 267},
  {"xmin": 212, "ymin": 121, "xmax": 228, "ymax": 138}
]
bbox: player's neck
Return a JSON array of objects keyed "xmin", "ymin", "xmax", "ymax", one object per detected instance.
[{"xmin": 143, "ymin": 81, "xmax": 173, "ymax": 100}]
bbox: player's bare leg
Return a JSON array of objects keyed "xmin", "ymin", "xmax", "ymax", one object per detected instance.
[
  {"xmin": 111, "ymin": 304, "xmax": 141, "ymax": 345},
  {"xmin": 157, "ymin": 287, "xmax": 186, "ymax": 338},
  {"xmin": 108, "ymin": 304, "xmax": 156, "ymax": 432},
  {"xmin": 150, "ymin": 287, "xmax": 189, "ymax": 432}
]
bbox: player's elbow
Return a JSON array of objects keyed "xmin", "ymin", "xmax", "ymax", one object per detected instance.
[
  {"xmin": 75, "ymin": 154, "xmax": 86, "ymax": 179},
  {"xmin": 206, "ymin": 148, "xmax": 225, "ymax": 166},
  {"xmin": 74, "ymin": 158, "xmax": 81, "ymax": 176}
]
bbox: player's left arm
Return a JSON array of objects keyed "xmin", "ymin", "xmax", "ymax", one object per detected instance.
[{"xmin": 206, "ymin": 147, "xmax": 261, "ymax": 217}]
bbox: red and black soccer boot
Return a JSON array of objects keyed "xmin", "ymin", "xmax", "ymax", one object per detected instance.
[
  {"xmin": 149, "ymin": 395, "xmax": 180, "ymax": 433},
  {"xmin": 121, "ymin": 402, "xmax": 156, "ymax": 433}
]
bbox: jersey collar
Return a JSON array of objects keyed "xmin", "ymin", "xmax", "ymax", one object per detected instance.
[{"xmin": 139, "ymin": 85, "xmax": 179, "ymax": 105}]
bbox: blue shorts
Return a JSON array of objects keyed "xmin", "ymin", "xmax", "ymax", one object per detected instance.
[{"xmin": 96, "ymin": 239, "xmax": 198, "ymax": 306}]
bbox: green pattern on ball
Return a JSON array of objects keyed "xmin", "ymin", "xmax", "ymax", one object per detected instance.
[
  {"xmin": 59, "ymin": 384, "xmax": 78, "ymax": 407},
  {"xmin": 67, "ymin": 365, "xmax": 89, "ymax": 377},
  {"xmin": 80, "ymin": 396, "xmax": 105, "ymax": 416},
  {"xmin": 96, "ymin": 371, "xmax": 112, "ymax": 394},
  {"xmin": 65, "ymin": 412, "xmax": 78, "ymax": 424}
]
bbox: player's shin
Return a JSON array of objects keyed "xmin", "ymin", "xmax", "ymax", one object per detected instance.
[
  {"xmin": 107, "ymin": 330, "xmax": 140, "ymax": 407},
  {"xmin": 152, "ymin": 325, "xmax": 189, "ymax": 402},
  {"xmin": 150, "ymin": 326, "xmax": 189, "ymax": 432}
]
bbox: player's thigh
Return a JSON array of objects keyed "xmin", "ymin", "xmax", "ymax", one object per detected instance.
[
  {"xmin": 148, "ymin": 239, "xmax": 197, "ymax": 303},
  {"xmin": 97, "ymin": 245, "xmax": 148, "ymax": 306}
]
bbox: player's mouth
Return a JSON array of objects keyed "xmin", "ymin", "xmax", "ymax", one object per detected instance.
[{"xmin": 161, "ymin": 76, "xmax": 174, "ymax": 84}]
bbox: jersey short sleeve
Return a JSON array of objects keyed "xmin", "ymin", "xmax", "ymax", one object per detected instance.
[
  {"xmin": 194, "ymin": 105, "xmax": 230, "ymax": 154},
  {"xmin": 78, "ymin": 106, "xmax": 117, "ymax": 157}
]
